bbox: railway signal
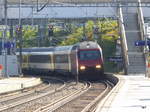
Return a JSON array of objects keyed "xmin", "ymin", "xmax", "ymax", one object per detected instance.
[
  {"xmin": 108, "ymin": 56, "xmax": 123, "ymax": 62},
  {"xmin": 16, "ymin": 26, "xmax": 22, "ymax": 35},
  {"xmin": 48, "ymin": 25, "xmax": 54, "ymax": 37},
  {"xmin": 16, "ymin": 25, "xmax": 23, "ymax": 76},
  {"xmin": 4, "ymin": 41, "xmax": 15, "ymax": 49},
  {"xmin": 93, "ymin": 27, "xmax": 99, "ymax": 34}
]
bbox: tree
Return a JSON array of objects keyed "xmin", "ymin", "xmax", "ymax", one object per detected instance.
[
  {"xmin": 59, "ymin": 27, "xmax": 83, "ymax": 45},
  {"xmin": 85, "ymin": 20, "xmax": 94, "ymax": 41},
  {"xmin": 0, "ymin": 32, "xmax": 3, "ymax": 38},
  {"xmin": 59, "ymin": 20, "xmax": 119, "ymax": 46},
  {"xmin": 22, "ymin": 26, "xmax": 38, "ymax": 48}
]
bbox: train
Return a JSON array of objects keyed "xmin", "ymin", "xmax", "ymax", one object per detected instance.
[{"xmin": 18, "ymin": 41, "xmax": 104, "ymax": 80}]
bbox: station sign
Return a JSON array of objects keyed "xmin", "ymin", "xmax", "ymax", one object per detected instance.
[
  {"xmin": 4, "ymin": 42, "xmax": 15, "ymax": 48},
  {"xmin": 134, "ymin": 40, "xmax": 150, "ymax": 46},
  {"xmin": 108, "ymin": 56, "xmax": 123, "ymax": 62}
]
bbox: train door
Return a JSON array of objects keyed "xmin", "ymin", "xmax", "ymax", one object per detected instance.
[
  {"xmin": 70, "ymin": 48, "xmax": 78, "ymax": 76},
  {"xmin": 54, "ymin": 53, "xmax": 69, "ymax": 74}
]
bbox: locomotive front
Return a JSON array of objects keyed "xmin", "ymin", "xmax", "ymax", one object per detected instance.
[{"xmin": 77, "ymin": 41, "xmax": 104, "ymax": 79}]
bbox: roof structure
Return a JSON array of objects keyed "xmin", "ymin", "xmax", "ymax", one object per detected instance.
[{"xmin": 6, "ymin": 0, "xmax": 150, "ymax": 5}]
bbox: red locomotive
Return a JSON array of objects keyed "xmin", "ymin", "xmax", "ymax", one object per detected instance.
[{"xmin": 76, "ymin": 41, "xmax": 104, "ymax": 79}]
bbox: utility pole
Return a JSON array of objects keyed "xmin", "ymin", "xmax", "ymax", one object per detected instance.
[
  {"xmin": 76, "ymin": 49, "xmax": 79, "ymax": 85},
  {"xmin": 31, "ymin": 6, "xmax": 34, "ymax": 26},
  {"xmin": 18, "ymin": 0, "xmax": 23, "ymax": 76},
  {"xmin": 83, "ymin": 22, "xmax": 86, "ymax": 41},
  {"xmin": 4, "ymin": 0, "xmax": 8, "ymax": 77}
]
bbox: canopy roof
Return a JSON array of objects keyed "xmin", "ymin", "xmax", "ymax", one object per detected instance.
[{"xmin": 7, "ymin": 0, "xmax": 150, "ymax": 5}]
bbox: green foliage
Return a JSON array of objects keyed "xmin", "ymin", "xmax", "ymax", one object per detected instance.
[
  {"xmin": 22, "ymin": 26, "xmax": 38, "ymax": 48},
  {"xmin": 85, "ymin": 20, "xmax": 94, "ymax": 40},
  {"xmin": 0, "ymin": 31, "xmax": 12, "ymax": 39},
  {"xmin": 60, "ymin": 20, "xmax": 119, "ymax": 46},
  {"xmin": 96, "ymin": 20, "xmax": 119, "ymax": 72},
  {"xmin": 59, "ymin": 21, "xmax": 95, "ymax": 45},
  {"xmin": 53, "ymin": 27, "xmax": 69, "ymax": 37},
  {"xmin": 60, "ymin": 37, "xmax": 79, "ymax": 46},
  {"xmin": 0, "ymin": 32, "xmax": 2, "ymax": 38},
  {"xmin": 23, "ymin": 27, "xmax": 37, "ymax": 39},
  {"xmin": 59, "ymin": 27, "xmax": 83, "ymax": 46}
]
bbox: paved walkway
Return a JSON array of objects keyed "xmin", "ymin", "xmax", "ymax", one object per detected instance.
[
  {"xmin": 0, "ymin": 77, "xmax": 42, "ymax": 94},
  {"xmin": 96, "ymin": 75, "xmax": 150, "ymax": 112}
]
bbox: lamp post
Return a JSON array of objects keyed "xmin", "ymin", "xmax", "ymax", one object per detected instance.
[{"xmin": 4, "ymin": 0, "xmax": 8, "ymax": 77}]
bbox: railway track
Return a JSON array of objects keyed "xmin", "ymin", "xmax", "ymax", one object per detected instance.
[
  {"xmin": 0, "ymin": 76, "xmax": 86, "ymax": 112},
  {"xmin": 33, "ymin": 81, "xmax": 90, "ymax": 112},
  {"xmin": 33, "ymin": 80, "xmax": 112, "ymax": 112},
  {"xmin": 54, "ymin": 81, "xmax": 112, "ymax": 112},
  {"xmin": 0, "ymin": 74, "xmax": 115, "ymax": 112},
  {"xmin": 0, "ymin": 77, "xmax": 65, "ymax": 112}
]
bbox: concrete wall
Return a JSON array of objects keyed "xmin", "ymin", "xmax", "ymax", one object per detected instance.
[
  {"xmin": 143, "ymin": 7, "xmax": 150, "ymax": 18},
  {"xmin": 0, "ymin": 78, "xmax": 42, "ymax": 94},
  {"xmin": 0, "ymin": 55, "xmax": 19, "ymax": 77}
]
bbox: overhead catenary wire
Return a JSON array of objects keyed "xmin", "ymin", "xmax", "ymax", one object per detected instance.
[{"xmin": 37, "ymin": 0, "xmax": 49, "ymax": 12}]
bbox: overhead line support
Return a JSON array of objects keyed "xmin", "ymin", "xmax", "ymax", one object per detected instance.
[{"xmin": 37, "ymin": 0, "xmax": 49, "ymax": 12}]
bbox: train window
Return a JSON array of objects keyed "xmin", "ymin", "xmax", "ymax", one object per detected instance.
[
  {"xmin": 54, "ymin": 54, "xmax": 68, "ymax": 63},
  {"xmin": 72, "ymin": 46, "xmax": 77, "ymax": 50},
  {"xmin": 79, "ymin": 50, "xmax": 101, "ymax": 60},
  {"xmin": 29, "ymin": 55, "xmax": 51, "ymax": 63}
]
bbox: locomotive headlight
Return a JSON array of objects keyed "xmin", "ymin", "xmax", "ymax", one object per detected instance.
[
  {"xmin": 96, "ymin": 65, "xmax": 101, "ymax": 69},
  {"xmin": 80, "ymin": 66, "xmax": 86, "ymax": 70}
]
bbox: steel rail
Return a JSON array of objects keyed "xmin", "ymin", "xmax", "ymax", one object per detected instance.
[
  {"xmin": 52, "ymin": 80, "xmax": 112, "ymax": 112},
  {"xmin": 0, "ymin": 82, "xmax": 46, "ymax": 98},
  {"xmin": 0, "ymin": 77, "xmax": 66, "ymax": 112},
  {"xmin": 81, "ymin": 80, "xmax": 112, "ymax": 112},
  {"xmin": 0, "ymin": 80, "xmax": 50, "ymax": 104},
  {"xmin": 34, "ymin": 81, "xmax": 91, "ymax": 112},
  {"xmin": 95, "ymin": 76, "xmax": 124, "ymax": 112}
]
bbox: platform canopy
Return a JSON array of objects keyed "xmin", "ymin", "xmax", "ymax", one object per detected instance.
[
  {"xmin": 0, "ymin": 0, "xmax": 149, "ymax": 22},
  {"xmin": 6, "ymin": 0, "xmax": 150, "ymax": 5}
]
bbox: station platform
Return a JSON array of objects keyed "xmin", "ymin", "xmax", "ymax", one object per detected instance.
[
  {"xmin": 96, "ymin": 75, "xmax": 150, "ymax": 112},
  {"xmin": 0, "ymin": 77, "xmax": 42, "ymax": 94}
]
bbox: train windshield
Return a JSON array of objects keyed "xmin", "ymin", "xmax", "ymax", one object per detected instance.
[{"xmin": 79, "ymin": 50, "xmax": 101, "ymax": 60}]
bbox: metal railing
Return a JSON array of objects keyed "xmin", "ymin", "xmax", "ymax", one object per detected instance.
[
  {"xmin": 118, "ymin": 4, "xmax": 129, "ymax": 75},
  {"xmin": 137, "ymin": 0, "xmax": 145, "ymax": 43},
  {"xmin": 137, "ymin": 0, "xmax": 148, "ymax": 76}
]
